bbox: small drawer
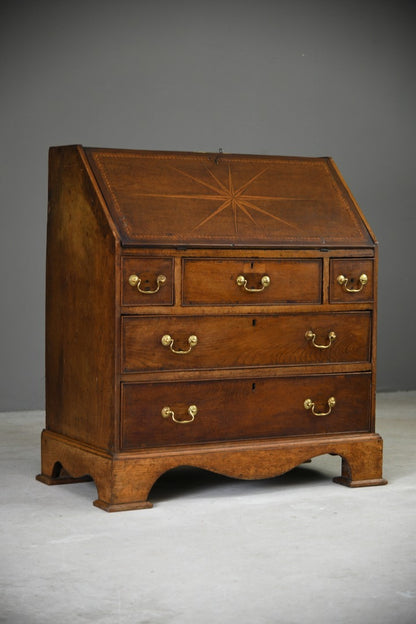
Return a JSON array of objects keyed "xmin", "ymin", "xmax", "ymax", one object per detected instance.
[
  {"xmin": 182, "ymin": 258, "xmax": 322, "ymax": 305},
  {"xmin": 121, "ymin": 373, "xmax": 371, "ymax": 449},
  {"xmin": 121, "ymin": 312, "xmax": 371, "ymax": 372},
  {"xmin": 330, "ymin": 259, "xmax": 374, "ymax": 303},
  {"xmin": 121, "ymin": 257, "xmax": 174, "ymax": 306}
]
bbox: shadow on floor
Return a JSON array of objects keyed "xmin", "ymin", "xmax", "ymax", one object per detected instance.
[{"xmin": 148, "ymin": 463, "xmax": 330, "ymax": 504}]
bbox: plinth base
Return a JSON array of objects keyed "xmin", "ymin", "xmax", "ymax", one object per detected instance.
[{"xmin": 36, "ymin": 429, "xmax": 387, "ymax": 511}]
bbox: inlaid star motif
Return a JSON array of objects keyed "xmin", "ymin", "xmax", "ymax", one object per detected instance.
[{"xmin": 134, "ymin": 164, "xmax": 305, "ymax": 234}]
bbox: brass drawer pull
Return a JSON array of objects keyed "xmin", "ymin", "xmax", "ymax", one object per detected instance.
[
  {"xmin": 128, "ymin": 273, "xmax": 167, "ymax": 294},
  {"xmin": 161, "ymin": 405, "xmax": 198, "ymax": 424},
  {"xmin": 304, "ymin": 396, "xmax": 336, "ymax": 416},
  {"xmin": 305, "ymin": 330, "xmax": 336, "ymax": 349},
  {"xmin": 337, "ymin": 273, "xmax": 367, "ymax": 293},
  {"xmin": 236, "ymin": 274, "xmax": 271, "ymax": 292},
  {"xmin": 161, "ymin": 334, "xmax": 198, "ymax": 354}
]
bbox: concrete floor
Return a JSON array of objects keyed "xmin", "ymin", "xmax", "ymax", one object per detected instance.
[{"xmin": 0, "ymin": 392, "xmax": 415, "ymax": 624}]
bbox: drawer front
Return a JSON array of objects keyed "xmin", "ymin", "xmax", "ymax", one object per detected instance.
[
  {"xmin": 182, "ymin": 259, "xmax": 322, "ymax": 305},
  {"xmin": 121, "ymin": 373, "xmax": 371, "ymax": 449},
  {"xmin": 122, "ymin": 312, "xmax": 371, "ymax": 372},
  {"xmin": 330, "ymin": 259, "xmax": 374, "ymax": 303},
  {"xmin": 121, "ymin": 257, "xmax": 174, "ymax": 306}
]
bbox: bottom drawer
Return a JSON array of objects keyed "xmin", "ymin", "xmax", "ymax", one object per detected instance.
[{"xmin": 121, "ymin": 373, "xmax": 371, "ymax": 449}]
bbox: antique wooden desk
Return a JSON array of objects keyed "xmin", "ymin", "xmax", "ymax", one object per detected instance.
[{"xmin": 36, "ymin": 146, "xmax": 387, "ymax": 510}]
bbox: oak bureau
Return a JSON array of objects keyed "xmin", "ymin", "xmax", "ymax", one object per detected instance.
[{"xmin": 36, "ymin": 146, "xmax": 387, "ymax": 511}]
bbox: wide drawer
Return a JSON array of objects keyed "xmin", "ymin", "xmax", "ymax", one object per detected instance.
[
  {"xmin": 182, "ymin": 258, "xmax": 322, "ymax": 305},
  {"xmin": 330, "ymin": 258, "xmax": 374, "ymax": 303},
  {"xmin": 121, "ymin": 257, "xmax": 174, "ymax": 306},
  {"xmin": 121, "ymin": 373, "xmax": 371, "ymax": 449},
  {"xmin": 121, "ymin": 312, "xmax": 372, "ymax": 372}
]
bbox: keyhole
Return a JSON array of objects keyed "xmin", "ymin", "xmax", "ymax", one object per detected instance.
[
  {"xmin": 252, "ymin": 383, "xmax": 256, "ymax": 391},
  {"xmin": 250, "ymin": 262, "xmax": 254, "ymax": 269},
  {"xmin": 252, "ymin": 319, "xmax": 256, "ymax": 326}
]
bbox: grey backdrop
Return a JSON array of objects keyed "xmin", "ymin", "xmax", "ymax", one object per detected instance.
[{"xmin": 1, "ymin": 0, "xmax": 415, "ymax": 410}]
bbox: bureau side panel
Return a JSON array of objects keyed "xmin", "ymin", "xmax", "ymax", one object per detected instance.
[
  {"xmin": 371, "ymin": 243, "xmax": 378, "ymax": 431},
  {"xmin": 46, "ymin": 146, "xmax": 117, "ymax": 451}
]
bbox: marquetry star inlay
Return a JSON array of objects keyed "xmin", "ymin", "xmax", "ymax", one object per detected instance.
[{"xmin": 134, "ymin": 164, "xmax": 307, "ymax": 234}]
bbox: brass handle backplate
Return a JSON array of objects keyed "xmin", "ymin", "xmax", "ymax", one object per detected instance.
[
  {"xmin": 304, "ymin": 396, "xmax": 336, "ymax": 417},
  {"xmin": 161, "ymin": 334, "xmax": 198, "ymax": 354},
  {"xmin": 336, "ymin": 273, "xmax": 368, "ymax": 293},
  {"xmin": 161, "ymin": 405, "xmax": 198, "ymax": 424},
  {"xmin": 236, "ymin": 274, "xmax": 271, "ymax": 293},
  {"xmin": 128, "ymin": 273, "xmax": 167, "ymax": 294},
  {"xmin": 305, "ymin": 330, "xmax": 336, "ymax": 349}
]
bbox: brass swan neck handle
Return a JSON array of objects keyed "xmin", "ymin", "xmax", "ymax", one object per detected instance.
[
  {"xmin": 236, "ymin": 274, "xmax": 271, "ymax": 293},
  {"xmin": 337, "ymin": 273, "xmax": 367, "ymax": 293},
  {"xmin": 128, "ymin": 273, "xmax": 167, "ymax": 294}
]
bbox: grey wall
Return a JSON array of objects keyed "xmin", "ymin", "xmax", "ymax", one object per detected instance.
[{"xmin": 1, "ymin": 0, "xmax": 415, "ymax": 410}]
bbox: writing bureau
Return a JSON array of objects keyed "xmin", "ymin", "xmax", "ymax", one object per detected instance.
[{"xmin": 36, "ymin": 146, "xmax": 387, "ymax": 511}]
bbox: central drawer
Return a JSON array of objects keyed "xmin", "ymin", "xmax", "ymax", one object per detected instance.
[
  {"xmin": 182, "ymin": 258, "xmax": 322, "ymax": 305},
  {"xmin": 121, "ymin": 312, "xmax": 371, "ymax": 372},
  {"xmin": 121, "ymin": 373, "xmax": 371, "ymax": 449}
]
